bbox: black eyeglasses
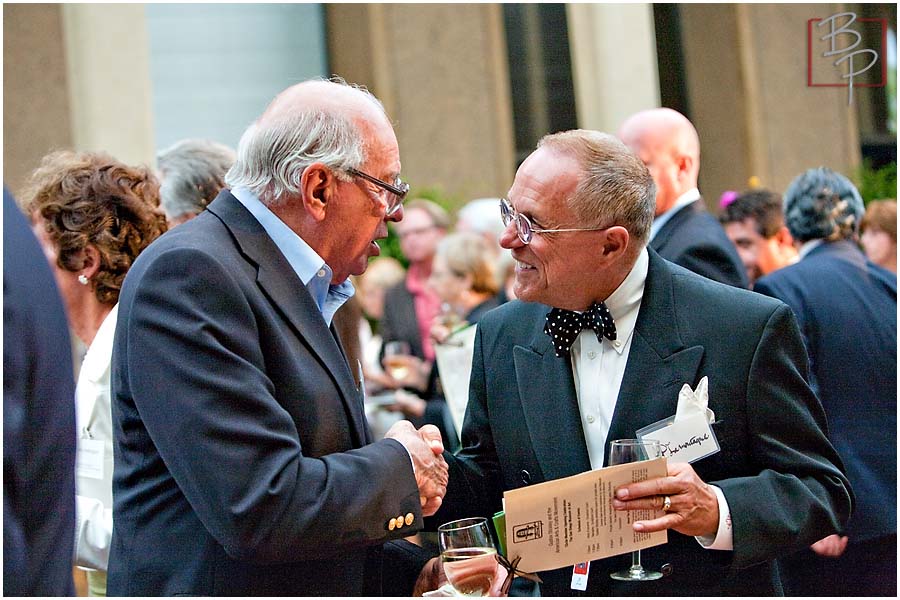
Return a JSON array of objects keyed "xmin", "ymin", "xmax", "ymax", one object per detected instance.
[
  {"xmin": 500, "ymin": 198, "xmax": 609, "ymax": 244},
  {"xmin": 347, "ymin": 168, "xmax": 410, "ymax": 217}
]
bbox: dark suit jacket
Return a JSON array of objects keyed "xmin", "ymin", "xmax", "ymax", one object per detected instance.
[
  {"xmin": 651, "ymin": 199, "xmax": 749, "ymax": 289},
  {"xmin": 3, "ymin": 189, "xmax": 77, "ymax": 596},
  {"xmin": 755, "ymin": 240, "xmax": 896, "ymax": 542},
  {"xmin": 381, "ymin": 281, "xmax": 425, "ymax": 359},
  {"xmin": 109, "ymin": 190, "xmax": 430, "ymax": 596},
  {"xmin": 436, "ymin": 249, "xmax": 851, "ymax": 595}
]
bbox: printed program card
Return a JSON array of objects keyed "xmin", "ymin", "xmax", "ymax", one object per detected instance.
[{"xmin": 503, "ymin": 458, "xmax": 667, "ymax": 572}]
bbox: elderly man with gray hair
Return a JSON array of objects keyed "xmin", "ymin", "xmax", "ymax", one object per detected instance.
[
  {"xmin": 157, "ymin": 138, "xmax": 236, "ymax": 226},
  {"xmin": 109, "ymin": 78, "xmax": 449, "ymax": 596},
  {"xmin": 755, "ymin": 167, "xmax": 896, "ymax": 597}
]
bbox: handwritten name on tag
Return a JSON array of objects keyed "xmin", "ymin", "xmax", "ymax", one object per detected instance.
[{"xmin": 637, "ymin": 413, "xmax": 719, "ymax": 463}]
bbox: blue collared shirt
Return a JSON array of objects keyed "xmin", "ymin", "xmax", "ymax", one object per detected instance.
[
  {"xmin": 231, "ymin": 186, "xmax": 354, "ymax": 326},
  {"xmin": 649, "ymin": 187, "xmax": 701, "ymax": 242}
]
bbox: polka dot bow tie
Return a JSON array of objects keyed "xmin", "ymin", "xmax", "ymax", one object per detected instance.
[{"xmin": 543, "ymin": 302, "xmax": 617, "ymax": 358}]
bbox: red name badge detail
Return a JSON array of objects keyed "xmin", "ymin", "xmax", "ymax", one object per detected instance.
[{"xmin": 571, "ymin": 562, "xmax": 590, "ymax": 590}]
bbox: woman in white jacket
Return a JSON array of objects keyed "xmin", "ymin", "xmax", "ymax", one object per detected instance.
[{"xmin": 24, "ymin": 151, "xmax": 167, "ymax": 595}]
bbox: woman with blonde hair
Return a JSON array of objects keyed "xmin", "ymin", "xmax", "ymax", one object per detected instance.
[
  {"xmin": 382, "ymin": 232, "xmax": 501, "ymax": 449},
  {"xmin": 25, "ymin": 151, "xmax": 167, "ymax": 595},
  {"xmin": 427, "ymin": 231, "xmax": 500, "ymax": 339}
]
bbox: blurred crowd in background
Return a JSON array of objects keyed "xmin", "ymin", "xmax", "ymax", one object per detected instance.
[{"xmin": 4, "ymin": 84, "xmax": 896, "ymax": 596}]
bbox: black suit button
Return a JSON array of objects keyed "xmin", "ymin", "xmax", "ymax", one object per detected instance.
[{"xmin": 521, "ymin": 470, "xmax": 531, "ymax": 484}]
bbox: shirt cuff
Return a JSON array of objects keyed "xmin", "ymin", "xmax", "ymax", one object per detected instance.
[{"xmin": 695, "ymin": 485, "xmax": 733, "ymax": 550}]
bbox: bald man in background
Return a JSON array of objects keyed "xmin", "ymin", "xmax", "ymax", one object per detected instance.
[{"xmin": 618, "ymin": 108, "xmax": 748, "ymax": 288}]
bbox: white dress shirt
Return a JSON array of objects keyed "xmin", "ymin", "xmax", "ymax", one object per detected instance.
[
  {"xmin": 569, "ymin": 248, "xmax": 733, "ymax": 550},
  {"xmin": 571, "ymin": 249, "xmax": 648, "ymax": 469},
  {"xmin": 74, "ymin": 304, "xmax": 118, "ymax": 571}
]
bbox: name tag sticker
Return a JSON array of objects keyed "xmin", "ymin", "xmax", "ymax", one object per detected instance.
[
  {"xmin": 76, "ymin": 438, "xmax": 105, "ymax": 480},
  {"xmin": 637, "ymin": 413, "xmax": 720, "ymax": 463},
  {"xmin": 571, "ymin": 561, "xmax": 589, "ymax": 591}
]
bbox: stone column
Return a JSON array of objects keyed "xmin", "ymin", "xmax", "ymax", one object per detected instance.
[
  {"xmin": 61, "ymin": 4, "xmax": 156, "ymax": 168},
  {"xmin": 566, "ymin": 3, "xmax": 660, "ymax": 133},
  {"xmin": 326, "ymin": 4, "xmax": 516, "ymax": 207},
  {"xmin": 679, "ymin": 3, "xmax": 861, "ymax": 204},
  {"xmin": 3, "ymin": 4, "xmax": 73, "ymax": 196}
]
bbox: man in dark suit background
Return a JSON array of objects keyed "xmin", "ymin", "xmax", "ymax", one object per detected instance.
[
  {"xmin": 618, "ymin": 108, "xmax": 749, "ymax": 289},
  {"xmin": 4, "ymin": 189, "xmax": 77, "ymax": 596},
  {"xmin": 755, "ymin": 168, "xmax": 896, "ymax": 596},
  {"xmin": 426, "ymin": 130, "xmax": 851, "ymax": 595},
  {"xmin": 109, "ymin": 78, "xmax": 448, "ymax": 596}
]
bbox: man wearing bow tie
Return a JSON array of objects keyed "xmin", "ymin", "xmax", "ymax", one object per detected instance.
[{"xmin": 429, "ymin": 130, "xmax": 852, "ymax": 595}]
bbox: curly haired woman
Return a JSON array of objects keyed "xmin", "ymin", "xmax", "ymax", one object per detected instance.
[{"xmin": 24, "ymin": 151, "xmax": 167, "ymax": 596}]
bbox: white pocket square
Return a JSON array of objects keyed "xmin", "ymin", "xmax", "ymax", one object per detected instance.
[{"xmin": 675, "ymin": 375, "xmax": 714, "ymax": 424}]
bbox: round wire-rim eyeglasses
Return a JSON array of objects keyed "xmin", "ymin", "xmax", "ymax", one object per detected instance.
[{"xmin": 499, "ymin": 198, "xmax": 610, "ymax": 244}]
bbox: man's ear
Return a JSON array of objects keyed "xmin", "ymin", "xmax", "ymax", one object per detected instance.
[
  {"xmin": 774, "ymin": 225, "xmax": 795, "ymax": 248},
  {"xmin": 676, "ymin": 153, "xmax": 694, "ymax": 182},
  {"xmin": 600, "ymin": 226, "xmax": 630, "ymax": 260},
  {"xmin": 299, "ymin": 163, "xmax": 336, "ymax": 221}
]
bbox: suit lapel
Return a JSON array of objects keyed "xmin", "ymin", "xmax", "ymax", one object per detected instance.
[
  {"xmin": 515, "ymin": 321, "xmax": 591, "ymax": 482},
  {"xmin": 605, "ymin": 250, "xmax": 704, "ymax": 463},
  {"xmin": 207, "ymin": 191, "xmax": 367, "ymax": 446}
]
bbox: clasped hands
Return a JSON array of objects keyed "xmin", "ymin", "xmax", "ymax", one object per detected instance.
[
  {"xmin": 611, "ymin": 461, "xmax": 720, "ymax": 538},
  {"xmin": 384, "ymin": 421, "xmax": 448, "ymax": 516}
]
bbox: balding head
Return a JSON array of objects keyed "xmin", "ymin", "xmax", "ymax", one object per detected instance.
[
  {"xmin": 226, "ymin": 77, "xmax": 404, "ymax": 284},
  {"xmin": 225, "ymin": 78, "xmax": 393, "ymax": 205},
  {"xmin": 618, "ymin": 108, "xmax": 701, "ymax": 215},
  {"xmin": 261, "ymin": 79, "xmax": 388, "ymax": 134}
]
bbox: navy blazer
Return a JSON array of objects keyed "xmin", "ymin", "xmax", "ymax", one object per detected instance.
[
  {"xmin": 651, "ymin": 199, "xmax": 749, "ymax": 289},
  {"xmin": 3, "ymin": 190, "xmax": 77, "ymax": 596},
  {"xmin": 436, "ymin": 249, "xmax": 851, "ymax": 595},
  {"xmin": 109, "ymin": 191, "xmax": 429, "ymax": 596},
  {"xmin": 755, "ymin": 240, "xmax": 896, "ymax": 542}
]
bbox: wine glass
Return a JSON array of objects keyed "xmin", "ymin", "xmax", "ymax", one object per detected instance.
[
  {"xmin": 438, "ymin": 517, "xmax": 498, "ymax": 596},
  {"xmin": 382, "ymin": 341, "xmax": 412, "ymax": 380},
  {"xmin": 608, "ymin": 439, "xmax": 663, "ymax": 582}
]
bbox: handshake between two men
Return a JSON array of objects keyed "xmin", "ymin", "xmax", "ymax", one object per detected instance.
[
  {"xmin": 384, "ymin": 421, "xmax": 449, "ymax": 516},
  {"xmin": 383, "ymin": 421, "xmax": 509, "ymax": 597}
]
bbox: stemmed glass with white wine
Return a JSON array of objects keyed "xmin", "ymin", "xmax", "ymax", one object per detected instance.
[
  {"xmin": 608, "ymin": 438, "xmax": 663, "ymax": 581},
  {"xmin": 438, "ymin": 517, "xmax": 498, "ymax": 596},
  {"xmin": 382, "ymin": 340, "xmax": 412, "ymax": 380}
]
